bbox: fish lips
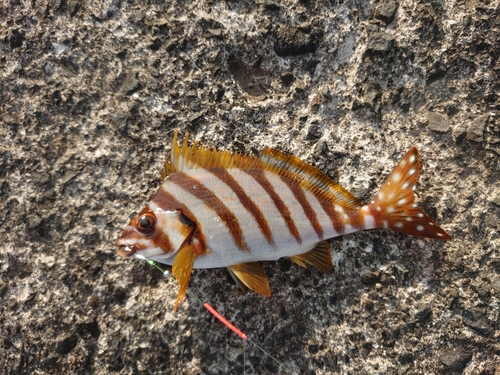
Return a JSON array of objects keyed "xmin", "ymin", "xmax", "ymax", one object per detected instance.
[{"xmin": 117, "ymin": 243, "xmax": 141, "ymax": 257}]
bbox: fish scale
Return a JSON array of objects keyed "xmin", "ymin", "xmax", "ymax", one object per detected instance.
[{"xmin": 117, "ymin": 130, "xmax": 451, "ymax": 311}]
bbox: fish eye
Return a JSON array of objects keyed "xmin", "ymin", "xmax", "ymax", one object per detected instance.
[{"xmin": 137, "ymin": 213, "xmax": 156, "ymax": 234}]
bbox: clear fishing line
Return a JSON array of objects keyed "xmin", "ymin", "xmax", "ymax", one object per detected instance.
[{"xmin": 134, "ymin": 254, "xmax": 289, "ymax": 372}]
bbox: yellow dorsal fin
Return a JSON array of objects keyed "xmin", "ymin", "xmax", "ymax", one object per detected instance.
[
  {"xmin": 171, "ymin": 244, "xmax": 198, "ymax": 312},
  {"xmin": 291, "ymin": 241, "xmax": 334, "ymax": 274},
  {"xmin": 228, "ymin": 262, "xmax": 271, "ymax": 297},
  {"xmin": 163, "ymin": 130, "xmax": 361, "ymax": 209},
  {"xmin": 260, "ymin": 148, "xmax": 362, "ymax": 209},
  {"xmin": 166, "ymin": 129, "xmax": 261, "ymax": 173}
]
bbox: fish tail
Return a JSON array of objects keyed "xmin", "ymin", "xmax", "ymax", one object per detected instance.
[{"xmin": 367, "ymin": 147, "xmax": 451, "ymax": 240}]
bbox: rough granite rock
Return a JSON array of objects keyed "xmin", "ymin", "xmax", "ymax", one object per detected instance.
[{"xmin": 1, "ymin": 0, "xmax": 499, "ymax": 374}]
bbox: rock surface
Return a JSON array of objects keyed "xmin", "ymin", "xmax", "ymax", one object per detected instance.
[{"xmin": 1, "ymin": 0, "xmax": 499, "ymax": 374}]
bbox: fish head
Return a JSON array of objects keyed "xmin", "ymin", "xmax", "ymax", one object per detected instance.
[{"xmin": 117, "ymin": 206, "xmax": 195, "ymax": 262}]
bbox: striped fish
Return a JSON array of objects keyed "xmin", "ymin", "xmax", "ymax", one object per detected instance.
[{"xmin": 117, "ymin": 130, "xmax": 451, "ymax": 311}]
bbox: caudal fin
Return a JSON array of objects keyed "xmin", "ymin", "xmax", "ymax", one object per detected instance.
[{"xmin": 367, "ymin": 147, "xmax": 451, "ymax": 240}]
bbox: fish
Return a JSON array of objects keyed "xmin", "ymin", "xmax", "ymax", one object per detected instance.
[{"xmin": 117, "ymin": 130, "xmax": 451, "ymax": 311}]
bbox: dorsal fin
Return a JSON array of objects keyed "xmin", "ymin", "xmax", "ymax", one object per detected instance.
[
  {"xmin": 162, "ymin": 130, "xmax": 362, "ymax": 209},
  {"xmin": 163, "ymin": 129, "xmax": 262, "ymax": 176},
  {"xmin": 260, "ymin": 148, "xmax": 362, "ymax": 209}
]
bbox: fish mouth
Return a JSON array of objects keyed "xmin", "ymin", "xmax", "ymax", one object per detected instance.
[{"xmin": 117, "ymin": 244, "xmax": 139, "ymax": 257}]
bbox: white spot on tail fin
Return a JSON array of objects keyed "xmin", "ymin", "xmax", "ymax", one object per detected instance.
[
  {"xmin": 409, "ymin": 168, "xmax": 416, "ymax": 176},
  {"xmin": 402, "ymin": 182, "xmax": 409, "ymax": 189},
  {"xmin": 409, "ymin": 155, "xmax": 416, "ymax": 163},
  {"xmin": 397, "ymin": 198, "xmax": 406, "ymax": 205},
  {"xmin": 395, "ymin": 222, "xmax": 403, "ymax": 228},
  {"xmin": 364, "ymin": 215, "xmax": 375, "ymax": 228},
  {"xmin": 392, "ymin": 172, "xmax": 401, "ymax": 183},
  {"xmin": 417, "ymin": 225, "xmax": 424, "ymax": 231}
]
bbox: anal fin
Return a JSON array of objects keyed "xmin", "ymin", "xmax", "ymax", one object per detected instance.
[
  {"xmin": 227, "ymin": 267, "xmax": 248, "ymax": 294},
  {"xmin": 291, "ymin": 241, "xmax": 334, "ymax": 274},
  {"xmin": 229, "ymin": 263, "xmax": 271, "ymax": 297},
  {"xmin": 172, "ymin": 245, "xmax": 198, "ymax": 312}
]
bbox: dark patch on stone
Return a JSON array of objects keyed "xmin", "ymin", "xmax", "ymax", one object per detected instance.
[
  {"xmin": 306, "ymin": 122, "xmax": 323, "ymax": 140},
  {"xmin": 366, "ymin": 30, "xmax": 395, "ymax": 53},
  {"xmin": 427, "ymin": 63, "xmax": 447, "ymax": 85},
  {"xmin": 305, "ymin": 59, "xmax": 320, "ymax": 75},
  {"xmin": 280, "ymin": 260, "xmax": 291, "ymax": 272},
  {"xmin": 56, "ymin": 334, "xmax": 78, "ymax": 355},
  {"xmin": 439, "ymin": 346, "xmax": 472, "ymax": 372},
  {"xmin": 308, "ymin": 344, "xmax": 318, "ymax": 354},
  {"xmin": 373, "ymin": 0, "xmax": 397, "ymax": 24},
  {"xmin": 414, "ymin": 305, "xmax": 432, "ymax": 322},
  {"xmin": 362, "ymin": 82, "xmax": 382, "ymax": 112},
  {"xmin": 228, "ymin": 58, "xmax": 266, "ymax": 96},
  {"xmin": 274, "ymin": 26, "xmax": 317, "ymax": 57},
  {"xmin": 362, "ymin": 270, "xmax": 381, "ymax": 284},
  {"xmin": 77, "ymin": 321, "xmax": 100, "ymax": 339},
  {"xmin": 399, "ymin": 352, "xmax": 414, "ymax": 365},
  {"xmin": 281, "ymin": 73, "xmax": 295, "ymax": 87},
  {"xmin": 60, "ymin": 57, "xmax": 80, "ymax": 75},
  {"xmin": 10, "ymin": 29, "xmax": 25, "ymax": 49},
  {"xmin": 149, "ymin": 38, "xmax": 162, "ymax": 51}
]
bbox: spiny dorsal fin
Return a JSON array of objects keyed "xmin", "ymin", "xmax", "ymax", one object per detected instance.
[
  {"xmin": 290, "ymin": 240, "xmax": 334, "ymax": 274},
  {"xmin": 166, "ymin": 129, "xmax": 261, "ymax": 173},
  {"xmin": 228, "ymin": 262, "xmax": 271, "ymax": 297},
  {"xmin": 163, "ymin": 130, "xmax": 361, "ymax": 209}
]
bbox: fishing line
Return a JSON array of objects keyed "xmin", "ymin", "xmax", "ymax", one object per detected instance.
[{"xmin": 134, "ymin": 254, "xmax": 288, "ymax": 371}]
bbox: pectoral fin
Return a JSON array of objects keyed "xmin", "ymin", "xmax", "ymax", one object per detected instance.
[
  {"xmin": 291, "ymin": 241, "xmax": 334, "ymax": 274},
  {"xmin": 172, "ymin": 245, "xmax": 198, "ymax": 312},
  {"xmin": 229, "ymin": 263, "xmax": 271, "ymax": 297}
]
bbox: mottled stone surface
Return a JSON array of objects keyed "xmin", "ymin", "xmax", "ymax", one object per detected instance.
[{"xmin": 1, "ymin": 0, "xmax": 499, "ymax": 374}]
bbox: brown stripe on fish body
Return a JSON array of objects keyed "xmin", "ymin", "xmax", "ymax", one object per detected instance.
[
  {"xmin": 245, "ymin": 169, "xmax": 302, "ymax": 243},
  {"xmin": 367, "ymin": 202, "xmax": 384, "ymax": 229},
  {"xmin": 209, "ymin": 168, "xmax": 274, "ymax": 245},
  {"xmin": 152, "ymin": 186, "xmax": 199, "ymax": 227},
  {"xmin": 151, "ymin": 187, "xmax": 208, "ymax": 248},
  {"xmin": 345, "ymin": 206, "xmax": 365, "ymax": 230},
  {"xmin": 280, "ymin": 165, "xmax": 346, "ymax": 235},
  {"xmin": 169, "ymin": 172, "xmax": 249, "ymax": 251},
  {"xmin": 244, "ymin": 169, "xmax": 302, "ymax": 244},
  {"xmin": 308, "ymin": 193, "xmax": 345, "ymax": 235},
  {"xmin": 149, "ymin": 226, "xmax": 173, "ymax": 253},
  {"xmin": 278, "ymin": 173, "xmax": 324, "ymax": 239}
]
